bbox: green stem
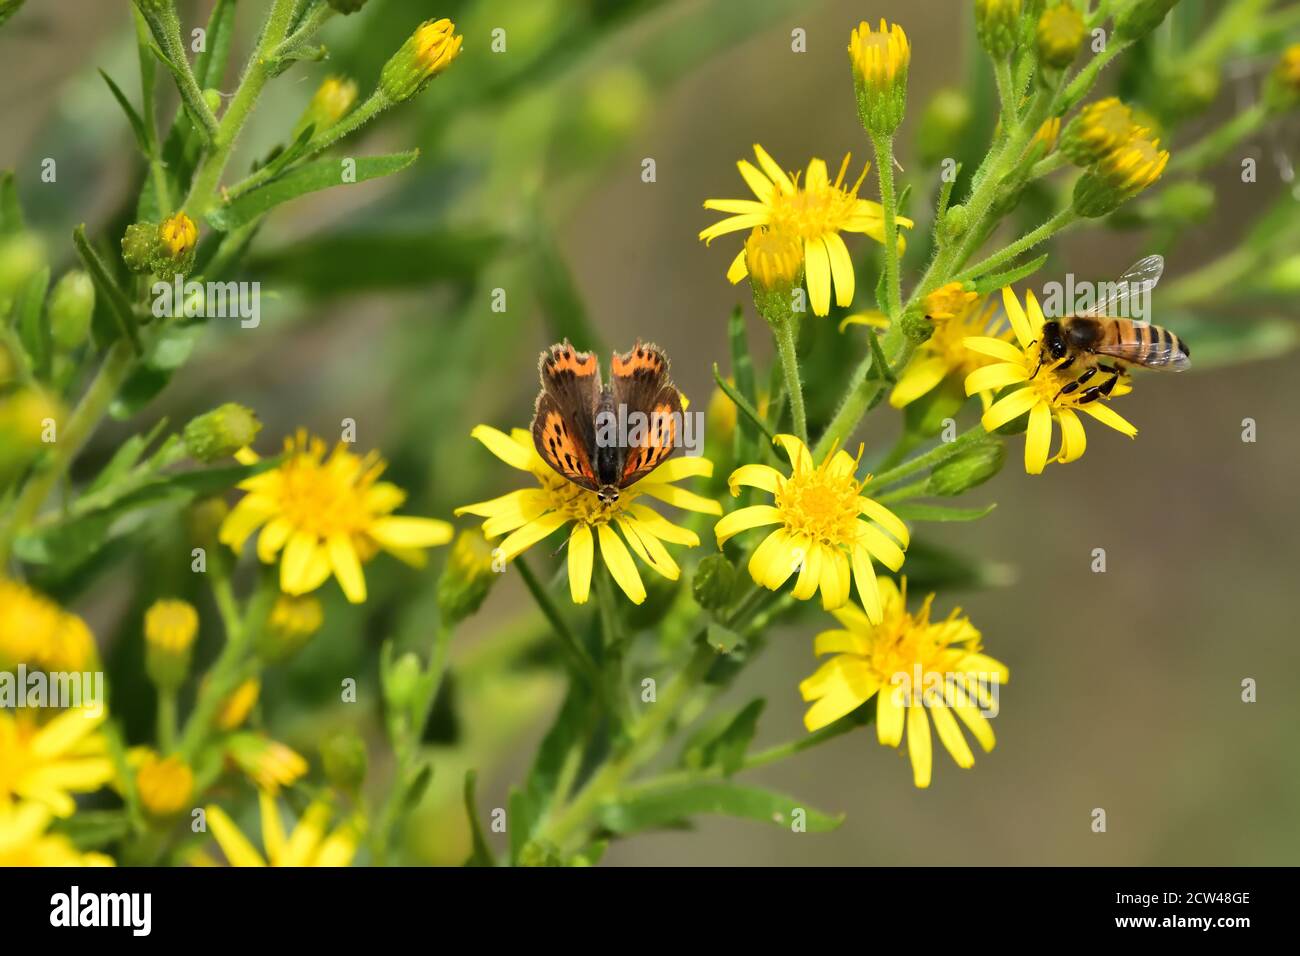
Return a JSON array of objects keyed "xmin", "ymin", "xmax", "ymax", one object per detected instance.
[
  {"xmin": 1057, "ymin": 39, "xmax": 1131, "ymax": 114},
  {"xmin": 956, "ymin": 207, "xmax": 1078, "ymax": 283},
  {"xmin": 515, "ymin": 555, "xmax": 603, "ymax": 690},
  {"xmin": 994, "ymin": 59, "xmax": 1019, "ymax": 132},
  {"xmin": 867, "ymin": 425, "xmax": 988, "ymax": 491},
  {"xmin": 157, "ymin": 689, "xmax": 177, "ymax": 752},
  {"xmin": 268, "ymin": 1, "xmax": 336, "ymax": 60},
  {"xmin": 872, "ymin": 477, "xmax": 930, "ymax": 504},
  {"xmin": 0, "ymin": 340, "xmax": 136, "ymax": 567},
  {"xmin": 183, "ymin": 0, "xmax": 298, "ymax": 216},
  {"xmin": 813, "ymin": 321, "xmax": 910, "ymax": 461},
  {"xmin": 770, "ymin": 312, "xmax": 807, "ymax": 444},
  {"xmin": 870, "ymin": 132, "xmax": 901, "ymax": 319},
  {"xmin": 593, "ymin": 565, "xmax": 634, "ymax": 729}
]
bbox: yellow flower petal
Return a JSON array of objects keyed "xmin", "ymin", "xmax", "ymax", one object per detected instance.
[
  {"xmin": 1001, "ymin": 286, "xmax": 1036, "ymax": 348},
  {"xmin": 824, "ymin": 232, "xmax": 856, "ymax": 308},
  {"xmin": 858, "ymin": 496, "xmax": 909, "ymax": 548},
  {"xmin": 643, "ymin": 455, "xmax": 713, "ymax": 483},
  {"xmin": 1078, "ymin": 401, "xmax": 1138, "ymax": 438},
  {"xmin": 965, "ymin": 362, "xmax": 1028, "ymax": 395},
  {"xmin": 890, "ymin": 356, "xmax": 948, "ymax": 408},
  {"xmin": 851, "ymin": 545, "xmax": 883, "ymax": 623},
  {"xmin": 752, "ymin": 143, "xmax": 794, "ymax": 193},
  {"xmin": 981, "ymin": 386, "xmax": 1038, "ymax": 431},
  {"xmin": 772, "ymin": 434, "xmax": 812, "ymax": 472},
  {"xmin": 206, "ymin": 805, "xmax": 267, "ymax": 867},
  {"xmin": 470, "ymin": 424, "xmax": 536, "ymax": 471},
  {"xmin": 635, "ymin": 481, "xmax": 722, "ymax": 515},
  {"xmin": 327, "ymin": 534, "xmax": 367, "ymax": 604},
  {"xmin": 804, "ymin": 237, "xmax": 832, "ymax": 316},
  {"xmin": 748, "ymin": 528, "xmax": 798, "ymax": 592},
  {"xmin": 963, "ymin": 335, "xmax": 1025, "ymax": 363},
  {"xmin": 727, "ymin": 463, "xmax": 783, "ymax": 496},
  {"xmin": 907, "ymin": 702, "xmax": 932, "ymax": 788},
  {"xmin": 369, "ymin": 516, "xmax": 454, "ymax": 549},
  {"xmin": 567, "ymin": 523, "xmax": 594, "ymax": 604},
  {"xmin": 597, "ymin": 523, "xmax": 646, "ymax": 604},
  {"xmin": 1025, "ymin": 401, "xmax": 1053, "ymax": 475},
  {"xmin": 791, "ymin": 538, "xmax": 823, "ymax": 600},
  {"xmin": 714, "ymin": 504, "xmax": 783, "ymax": 546},
  {"xmin": 877, "ymin": 685, "xmax": 904, "ymax": 747},
  {"xmin": 737, "ymin": 158, "xmax": 775, "ymax": 202},
  {"xmin": 929, "ymin": 699, "xmax": 974, "ymax": 769},
  {"xmin": 497, "ymin": 511, "xmax": 569, "ymax": 561},
  {"xmin": 1056, "ymin": 407, "xmax": 1087, "ymax": 463},
  {"xmin": 818, "ymin": 548, "xmax": 851, "ymax": 609}
]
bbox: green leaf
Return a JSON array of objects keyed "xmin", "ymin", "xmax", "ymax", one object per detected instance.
[
  {"xmin": 712, "ymin": 362, "xmax": 774, "ymax": 443},
  {"xmin": 705, "ymin": 621, "xmax": 744, "ymax": 654},
  {"xmin": 679, "ymin": 699, "xmax": 764, "ymax": 775},
  {"xmin": 99, "ymin": 70, "xmax": 151, "ymax": 154},
  {"xmin": 970, "ymin": 252, "xmax": 1049, "ymax": 294},
  {"xmin": 402, "ymin": 762, "xmax": 433, "ymax": 812},
  {"xmin": 507, "ymin": 786, "xmax": 537, "ymax": 865},
  {"xmin": 598, "ymin": 780, "xmax": 843, "ymax": 835},
  {"xmin": 0, "ymin": 170, "xmax": 23, "ymax": 234},
  {"xmin": 523, "ymin": 686, "xmax": 590, "ymax": 818},
  {"xmin": 72, "ymin": 224, "xmax": 141, "ymax": 353},
  {"xmin": 247, "ymin": 229, "xmax": 504, "ymax": 295},
  {"xmin": 15, "ymin": 266, "xmax": 50, "ymax": 379},
  {"xmin": 891, "ymin": 502, "xmax": 997, "ymax": 522},
  {"xmin": 194, "ymin": 0, "xmax": 237, "ymax": 89},
  {"xmin": 205, "ymin": 151, "xmax": 420, "ymax": 231},
  {"xmin": 84, "ymin": 419, "xmax": 169, "ymax": 497},
  {"xmin": 51, "ymin": 810, "xmax": 131, "ymax": 851},
  {"xmin": 462, "ymin": 770, "xmax": 496, "ymax": 867}
]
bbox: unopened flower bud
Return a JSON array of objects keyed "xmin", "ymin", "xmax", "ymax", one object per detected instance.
[
  {"xmin": 379, "ymin": 18, "xmax": 463, "ymax": 103},
  {"xmin": 144, "ymin": 598, "xmax": 198, "ymax": 689},
  {"xmin": 1266, "ymin": 45, "xmax": 1300, "ymax": 113},
  {"xmin": 121, "ymin": 221, "xmax": 159, "ymax": 273},
  {"xmin": 744, "ymin": 226, "xmax": 803, "ymax": 295},
  {"xmin": 1060, "ymin": 97, "xmax": 1136, "ymax": 166},
  {"xmin": 940, "ymin": 203, "xmax": 969, "ymax": 242},
  {"xmin": 136, "ymin": 752, "xmax": 195, "ymax": 818},
  {"xmin": 257, "ymin": 594, "xmax": 324, "ymax": 662},
  {"xmin": 927, "ymin": 439, "xmax": 1005, "ymax": 495},
  {"xmin": 917, "ymin": 88, "xmax": 972, "ymax": 166},
  {"xmin": 295, "ymin": 75, "xmax": 358, "ymax": 138},
  {"xmin": 154, "ymin": 211, "xmax": 198, "ymax": 273},
  {"xmin": 384, "ymin": 652, "xmax": 423, "ymax": 713},
  {"xmin": 692, "ymin": 553, "xmax": 737, "ymax": 611},
  {"xmin": 1072, "ymin": 130, "xmax": 1169, "ymax": 218},
  {"xmin": 437, "ymin": 529, "xmax": 497, "ymax": 625},
  {"xmin": 0, "ymin": 233, "xmax": 43, "ymax": 299},
  {"xmin": 202, "ymin": 88, "xmax": 222, "ymax": 115},
  {"xmin": 848, "ymin": 19, "xmax": 910, "ymax": 136},
  {"xmin": 1036, "ymin": 2, "xmax": 1084, "ymax": 70},
  {"xmin": 183, "ymin": 402, "xmax": 261, "ymax": 462},
  {"xmin": 47, "ymin": 270, "xmax": 95, "ymax": 351},
  {"xmin": 225, "ymin": 733, "xmax": 308, "ymax": 793},
  {"xmin": 975, "ymin": 0, "xmax": 1022, "ymax": 59},
  {"xmin": 320, "ymin": 729, "xmax": 368, "ymax": 793},
  {"xmin": 216, "ymin": 678, "xmax": 260, "ymax": 731},
  {"xmin": 1114, "ymin": 0, "xmax": 1179, "ymax": 44}
]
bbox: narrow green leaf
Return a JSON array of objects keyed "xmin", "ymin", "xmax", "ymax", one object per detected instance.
[
  {"xmin": 462, "ymin": 770, "xmax": 496, "ymax": 867},
  {"xmin": 0, "ymin": 170, "xmax": 23, "ymax": 234},
  {"xmin": 71, "ymin": 224, "xmax": 140, "ymax": 353},
  {"xmin": 524, "ymin": 687, "xmax": 590, "ymax": 818},
  {"xmin": 84, "ymin": 419, "xmax": 169, "ymax": 496},
  {"xmin": 507, "ymin": 786, "xmax": 536, "ymax": 865},
  {"xmin": 99, "ymin": 70, "xmax": 151, "ymax": 154},
  {"xmin": 205, "ymin": 151, "xmax": 420, "ymax": 231},
  {"xmin": 970, "ymin": 252, "xmax": 1049, "ymax": 295},
  {"xmin": 52, "ymin": 810, "xmax": 131, "ymax": 850},
  {"xmin": 891, "ymin": 501, "xmax": 997, "ymax": 522},
  {"xmin": 599, "ymin": 781, "xmax": 843, "ymax": 835},
  {"xmin": 712, "ymin": 362, "xmax": 774, "ymax": 443},
  {"xmin": 195, "ymin": 0, "xmax": 237, "ymax": 89},
  {"xmin": 679, "ymin": 699, "xmax": 764, "ymax": 775},
  {"xmin": 15, "ymin": 267, "xmax": 49, "ymax": 379}
]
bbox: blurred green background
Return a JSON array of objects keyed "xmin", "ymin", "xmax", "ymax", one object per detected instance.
[{"xmin": 3, "ymin": 0, "xmax": 1298, "ymax": 865}]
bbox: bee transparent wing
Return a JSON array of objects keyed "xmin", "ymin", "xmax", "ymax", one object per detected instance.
[{"xmin": 1078, "ymin": 255, "xmax": 1164, "ymax": 322}]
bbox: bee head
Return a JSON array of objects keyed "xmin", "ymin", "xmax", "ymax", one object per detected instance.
[{"xmin": 1041, "ymin": 321, "xmax": 1068, "ymax": 361}]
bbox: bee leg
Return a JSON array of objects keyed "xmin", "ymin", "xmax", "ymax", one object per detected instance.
[
  {"xmin": 1077, "ymin": 384, "xmax": 1108, "ymax": 404},
  {"xmin": 1098, "ymin": 371, "xmax": 1123, "ymax": 396},
  {"xmin": 1053, "ymin": 365, "xmax": 1094, "ymax": 400}
]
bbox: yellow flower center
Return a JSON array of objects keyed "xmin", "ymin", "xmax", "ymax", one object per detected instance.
[
  {"xmin": 266, "ymin": 435, "xmax": 387, "ymax": 548},
  {"xmin": 864, "ymin": 600, "xmax": 970, "ymax": 687},
  {"xmin": 538, "ymin": 470, "xmax": 633, "ymax": 527},
  {"xmin": 775, "ymin": 458, "xmax": 863, "ymax": 547},
  {"xmin": 767, "ymin": 157, "xmax": 865, "ymax": 241}
]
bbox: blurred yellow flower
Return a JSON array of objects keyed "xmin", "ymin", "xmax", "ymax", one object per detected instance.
[
  {"xmin": 144, "ymin": 598, "xmax": 198, "ymax": 654},
  {"xmin": 0, "ymin": 802, "xmax": 114, "ymax": 866},
  {"xmin": 455, "ymin": 425, "xmax": 720, "ymax": 605},
  {"xmin": 800, "ymin": 578, "xmax": 1007, "ymax": 788},
  {"xmin": 0, "ymin": 708, "xmax": 114, "ymax": 816},
  {"xmin": 225, "ymin": 733, "xmax": 308, "ymax": 793},
  {"xmin": 715, "ymin": 435, "xmax": 908, "ymax": 622},
  {"xmin": 700, "ymin": 144, "xmax": 913, "ymax": 315},
  {"xmin": 0, "ymin": 578, "xmax": 96, "ymax": 672},
  {"xmin": 220, "ymin": 430, "xmax": 453, "ymax": 604},
  {"xmin": 963, "ymin": 287, "xmax": 1137, "ymax": 474},
  {"xmin": 216, "ymin": 678, "xmax": 260, "ymax": 731},
  {"xmin": 889, "ymin": 291, "xmax": 1012, "ymax": 410},
  {"xmin": 205, "ymin": 791, "xmax": 358, "ymax": 867},
  {"xmin": 134, "ymin": 751, "xmax": 194, "ymax": 818}
]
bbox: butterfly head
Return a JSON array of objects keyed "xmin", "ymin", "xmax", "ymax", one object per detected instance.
[{"xmin": 595, "ymin": 484, "xmax": 621, "ymax": 505}]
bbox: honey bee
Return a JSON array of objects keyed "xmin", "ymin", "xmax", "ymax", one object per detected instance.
[{"xmin": 1033, "ymin": 255, "xmax": 1190, "ymax": 403}]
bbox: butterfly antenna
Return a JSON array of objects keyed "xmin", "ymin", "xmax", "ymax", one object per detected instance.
[
  {"xmin": 550, "ymin": 535, "xmax": 571, "ymax": 559},
  {"xmin": 623, "ymin": 517, "xmax": 659, "ymax": 569}
]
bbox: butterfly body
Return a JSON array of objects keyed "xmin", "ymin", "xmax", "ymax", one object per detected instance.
[{"xmin": 531, "ymin": 341, "xmax": 682, "ymax": 503}]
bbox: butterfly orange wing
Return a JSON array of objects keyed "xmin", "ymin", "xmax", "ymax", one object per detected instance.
[
  {"xmin": 611, "ymin": 342, "xmax": 682, "ymax": 488},
  {"xmin": 531, "ymin": 341, "xmax": 600, "ymax": 490}
]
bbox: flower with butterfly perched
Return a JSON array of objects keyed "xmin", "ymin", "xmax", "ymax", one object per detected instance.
[
  {"xmin": 963, "ymin": 286, "xmax": 1136, "ymax": 475},
  {"xmin": 455, "ymin": 426, "xmax": 720, "ymax": 605},
  {"xmin": 219, "ymin": 430, "xmax": 453, "ymax": 604},
  {"xmin": 714, "ymin": 435, "xmax": 908, "ymax": 623},
  {"xmin": 699, "ymin": 144, "xmax": 913, "ymax": 316},
  {"xmin": 799, "ymin": 578, "xmax": 1007, "ymax": 789}
]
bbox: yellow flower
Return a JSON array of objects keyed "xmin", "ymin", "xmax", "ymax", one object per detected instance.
[
  {"xmin": 0, "ymin": 578, "xmax": 96, "ymax": 672},
  {"xmin": 219, "ymin": 430, "xmax": 453, "ymax": 604},
  {"xmin": 0, "ymin": 802, "xmax": 114, "ymax": 866},
  {"xmin": 158, "ymin": 211, "xmax": 198, "ymax": 260},
  {"xmin": 1061, "ymin": 97, "xmax": 1136, "ymax": 165},
  {"xmin": 848, "ymin": 19, "xmax": 910, "ymax": 134},
  {"xmin": 216, "ymin": 678, "xmax": 260, "ymax": 731},
  {"xmin": 205, "ymin": 790, "xmax": 358, "ymax": 867},
  {"xmin": 134, "ymin": 751, "xmax": 194, "ymax": 818},
  {"xmin": 744, "ymin": 226, "xmax": 803, "ymax": 292},
  {"xmin": 963, "ymin": 286, "xmax": 1138, "ymax": 474},
  {"xmin": 1029, "ymin": 115, "xmax": 1061, "ymax": 156},
  {"xmin": 380, "ymin": 17, "xmax": 463, "ymax": 102},
  {"xmin": 890, "ymin": 292, "xmax": 1012, "ymax": 410},
  {"xmin": 700, "ymin": 145, "xmax": 913, "ymax": 316},
  {"xmin": 258, "ymin": 594, "xmax": 324, "ymax": 662},
  {"xmin": 715, "ymin": 435, "xmax": 908, "ymax": 623},
  {"xmin": 1036, "ymin": 1, "xmax": 1085, "ymax": 69},
  {"xmin": 455, "ymin": 425, "xmax": 720, "ymax": 605},
  {"xmin": 799, "ymin": 578, "xmax": 1007, "ymax": 788},
  {"xmin": 1096, "ymin": 129, "xmax": 1169, "ymax": 194},
  {"xmin": 225, "ymin": 733, "xmax": 308, "ymax": 793},
  {"xmin": 296, "ymin": 75, "xmax": 358, "ymax": 136},
  {"xmin": 0, "ymin": 708, "xmax": 114, "ymax": 816},
  {"xmin": 144, "ymin": 598, "xmax": 198, "ymax": 653},
  {"xmin": 1270, "ymin": 43, "xmax": 1300, "ymax": 104}
]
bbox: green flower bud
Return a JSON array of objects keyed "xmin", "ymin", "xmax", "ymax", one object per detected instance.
[
  {"xmin": 927, "ymin": 439, "xmax": 1006, "ymax": 495},
  {"xmin": 0, "ymin": 233, "xmax": 43, "ymax": 299},
  {"xmin": 47, "ymin": 270, "xmax": 94, "ymax": 351},
  {"xmin": 320, "ymin": 729, "xmax": 368, "ymax": 794},
  {"xmin": 384, "ymin": 652, "xmax": 423, "ymax": 713},
  {"xmin": 517, "ymin": 839, "xmax": 563, "ymax": 867},
  {"xmin": 437, "ymin": 530, "xmax": 498, "ymax": 625},
  {"xmin": 940, "ymin": 203, "xmax": 969, "ymax": 242},
  {"xmin": 144, "ymin": 598, "xmax": 199, "ymax": 689},
  {"xmin": 1153, "ymin": 63, "xmax": 1220, "ymax": 121},
  {"xmin": 257, "ymin": 594, "xmax": 324, "ymax": 663},
  {"xmin": 379, "ymin": 18, "xmax": 463, "ymax": 103},
  {"xmin": 151, "ymin": 211, "xmax": 198, "ymax": 274},
  {"xmin": 294, "ymin": 76, "xmax": 358, "ymax": 138},
  {"xmin": 121, "ymin": 221, "xmax": 159, "ymax": 273},
  {"xmin": 1060, "ymin": 97, "xmax": 1136, "ymax": 166},
  {"xmin": 183, "ymin": 402, "xmax": 261, "ymax": 462},
  {"xmin": 848, "ymin": 19, "xmax": 911, "ymax": 137},
  {"xmin": 202, "ymin": 88, "xmax": 222, "ymax": 115},
  {"xmin": 1071, "ymin": 131, "xmax": 1169, "ymax": 218},
  {"xmin": 1036, "ymin": 2, "xmax": 1084, "ymax": 70},
  {"xmin": 1114, "ymin": 0, "xmax": 1179, "ymax": 44},
  {"xmin": 975, "ymin": 0, "xmax": 1022, "ymax": 59},
  {"xmin": 917, "ymin": 88, "xmax": 972, "ymax": 166},
  {"xmin": 692, "ymin": 553, "xmax": 737, "ymax": 611},
  {"xmin": 1265, "ymin": 45, "xmax": 1300, "ymax": 113}
]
